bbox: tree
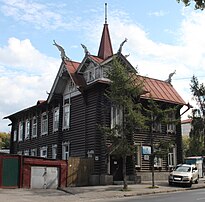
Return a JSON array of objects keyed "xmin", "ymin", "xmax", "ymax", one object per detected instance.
[
  {"xmin": 190, "ymin": 76, "xmax": 205, "ymax": 151},
  {"xmin": 144, "ymin": 99, "xmax": 178, "ymax": 188},
  {"xmin": 103, "ymin": 57, "xmax": 146, "ymax": 190},
  {"xmin": 0, "ymin": 132, "xmax": 10, "ymax": 149},
  {"xmin": 177, "ymin": 0, "xmax": 205, "ymax": 9}
]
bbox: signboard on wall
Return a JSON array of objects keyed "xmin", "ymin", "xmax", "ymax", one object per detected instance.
[{"xmin": 142, "ymin": 146, "xmax": 151, "ymax": 155}]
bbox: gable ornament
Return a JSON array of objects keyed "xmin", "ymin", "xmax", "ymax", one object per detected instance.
[{"xmin": 53, "ymin": 40, "xmax": 70, "ymax": 61}]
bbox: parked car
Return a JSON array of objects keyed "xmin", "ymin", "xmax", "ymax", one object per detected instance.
[{"xmin": 168, "ymin": 164, "xmax": 199, "ymax": 187}]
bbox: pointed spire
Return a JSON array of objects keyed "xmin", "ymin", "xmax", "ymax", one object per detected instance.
[{"xmin": 97, "ymin": 3, "xmax": 113, "ymax": 60}]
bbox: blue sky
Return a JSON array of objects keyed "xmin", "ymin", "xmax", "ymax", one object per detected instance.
[{"xmin": 0, "ymin": 0, "xmax": 204, "ymax": 132}]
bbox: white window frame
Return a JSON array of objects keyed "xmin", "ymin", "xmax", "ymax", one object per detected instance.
[
  {"xmin": 154, "ymin": 156, "xmax": 162, "ymax": 167},
  {"xmin": 167, "ymin": 112, "xmax": 176, "ymax": 133},
  {"xmin": 25, "ymin": 119, "xmax": 30, "ymax": 140},
  {"xmin": 41, "ymin": 112, "xmax": 48, "ymax": 135},
  {"xmin": 13, "ymin": 129, "xmax": 17, "ymax": 142},
  {"xmin": 62, "ymin": 142, "xmax": 70, "ymax": 160},
  {"xmin": 52, "ymin": 144, "xmax": 57, "ymax": 159},
  {"xmin": 134, "ymin": 144, "xmax": 141, "ymax": 168},
  {"xmin": 18, "ymin": 121, "xmax": 23, "ymax": 141},
  {"xmin": 31, "ymin": 148, "xmax": 37, "ymax": 156},
  {"xmin": 24, "ymin": 150, "xmax": 29, "ymax": 156},
  {"xmin": 40, "ymin": 146, "xmax": 47, "ymax": 158},
  {"xmin": 63, "ymin": 97, "xmax": 71, "ymax": 129},
  {"xmin": 168, "ymin": 147, "xmax": 177, "ymax": 167},
  {"xmin": 53, "ymin": 107, "xmax": 59, "ymax": 132},
  {"xmin": 32, "ymin": 116, "xmax": 37, "ymax": 138},
  {"xmin": 111, "ymin": 105, "xmax": 123, "ymax": 129}
]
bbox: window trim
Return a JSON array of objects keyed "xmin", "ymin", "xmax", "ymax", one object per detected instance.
[
  {"xmin": 25, "ymin": 119, "xmax": 30, "ymax": 140},
  {"xmin": 52, "ymin": 144, "xmax": 57, "ymax": 159},
  {"xmin": 134, "ymin": 144, "xmax": 141, "ymax": 168},
  {"xmin": 40, "ymin": 146, "xmax": 48, "ymax": 158},
  {"xmin": 63, "ymin": 97, "xmax": 71, "ymax": 129},
  {"xmin": 41, "ymin": 112, "xmax": 48, "ymax": 135},
  {"xmin": 53, "ymin": 107, "xmax": 59, "ymax": 132},
  {"xmin": 18, "ymin": 121, "xmax": 24, "ymax": 142},
  {"xmin": 32, "ymin": 116, "xmax": 37, "ymax": 138},
  {"xmin": 62, "ymin": 141, "xmax": 70, "ymax": 160},
  {"xmin": 31, "ymin": 148, "xmax": 37, "ymax": 156}
]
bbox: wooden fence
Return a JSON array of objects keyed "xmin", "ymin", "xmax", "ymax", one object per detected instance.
[{"xmin": 67, "ymin": 157, "xmax": 94, "ymax": 186}]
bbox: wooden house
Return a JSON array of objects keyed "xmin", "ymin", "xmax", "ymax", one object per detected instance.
[{"xmin": 4, "ymin": 19, "xmax": 187, "ymax": 185}]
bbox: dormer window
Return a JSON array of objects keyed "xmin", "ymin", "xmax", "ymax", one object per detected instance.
[{"xmin": 84, "ymin": 63, "xmax": 102, "ymax": 83}]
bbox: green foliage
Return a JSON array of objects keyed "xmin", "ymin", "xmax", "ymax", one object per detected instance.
[
  {"xmin": 177, "ymin": 0, "xmax": 205, "ymax": 10},
  {"xmin": 189, "ymin": 76, "xmax": 205, "ymax": 154},
  {"xmin": 0, "ymin": 132, "xmax": 10, "ymax": 149},
  {"xmin": 182, "ymin": 136, "xmax": 191, "ymax": 157},
  {"xmin": 105, "ymin": 57, "xmax": 146, "ymax": 149}
]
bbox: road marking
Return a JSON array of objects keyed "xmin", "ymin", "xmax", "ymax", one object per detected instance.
[{"xmin": 197, "ymin": 198, "xmax": 205, "ymax": 200}]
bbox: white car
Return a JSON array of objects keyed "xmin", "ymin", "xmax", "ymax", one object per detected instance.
[{"xmin": 168, "ymin": 164, "xmax": 199, "ymax": 187}]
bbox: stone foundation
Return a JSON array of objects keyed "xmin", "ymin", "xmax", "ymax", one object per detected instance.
[{"xmin": 136, "ymin": 171, "xmax": 169, "ymax": 182}]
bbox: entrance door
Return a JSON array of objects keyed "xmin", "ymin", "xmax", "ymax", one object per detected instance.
[{"xmin": 110, "ymin": 156, "xmax": 123, "ymax": 181}]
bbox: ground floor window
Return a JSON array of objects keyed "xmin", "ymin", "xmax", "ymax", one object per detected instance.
[
  {"xmin": 62, "ymin": 142, "xmax": 70, "ymax": 160},
  {"xmin": 31, "ymin": 148, "xmax": 37, "ymax": 156},
  {"xmin": 40, "ymin": 146, "xmax": 47, "ymax": 158},
  {"xmin": 52, "ymin": 144, "xmax": 57, "ymax": 159}
]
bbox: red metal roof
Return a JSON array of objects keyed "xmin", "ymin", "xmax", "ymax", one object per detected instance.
[
  {"xmin": 98, "ymin": 23, "xmax": 113, "ymax": 60},
  {"xmin": 141, "ymin": 76, "xmax": 185, "ymax": 105},
  {"xmin": 89, "ymin": 55, "xmax": 104, "ymax": 63},
  {"xmin": 64, "ymin": 60, "xmax": 86, "ymax": 89}
]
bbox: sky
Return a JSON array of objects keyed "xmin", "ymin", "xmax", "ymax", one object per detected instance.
[{"xmin": 1, "ymin": 0, "xmax": 205, "ymax": 132}]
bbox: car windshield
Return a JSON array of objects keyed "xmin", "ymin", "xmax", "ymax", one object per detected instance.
[{"xmin": 175, "ymin": 166, "xmax": 191, "ymax": 172}]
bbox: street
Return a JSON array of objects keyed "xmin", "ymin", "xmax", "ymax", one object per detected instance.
[{"xmin": 102, "ymin": 189, "xmax": 205, "ymax": 202}]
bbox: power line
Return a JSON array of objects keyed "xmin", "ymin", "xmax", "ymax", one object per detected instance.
[{"xmin": 174, "ymin": 76, "xmax": 205, "ymax": 81}]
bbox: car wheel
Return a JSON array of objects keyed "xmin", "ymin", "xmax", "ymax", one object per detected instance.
[
  {"xmin": 195, "ymin": 176, "xmax": 199, "ymax": 184},
  {"xmin": 169, "ymin": 181, "xmax": 173, "ymax": 186},
  {"xmin": 188, "ymin": 179, "xmax": 193, "ymax": 187}
]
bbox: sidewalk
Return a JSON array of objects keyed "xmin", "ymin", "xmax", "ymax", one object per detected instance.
[{"xmin": 60, "ymin": 178, "xmax": 205, "ymax": 201}]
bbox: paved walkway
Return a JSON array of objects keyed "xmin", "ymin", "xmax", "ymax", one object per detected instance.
[
  {"xmin": 60, "ymin": 178, "xmax": 205, "ymax": 201},
  {"xmin": 1, "ymin": 179, "xmax": 205, "ymax": 202}
]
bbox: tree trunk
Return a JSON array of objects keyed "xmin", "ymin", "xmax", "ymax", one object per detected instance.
[{"xmin": 123, "ymin": 155, "xmax": 128, "ymax": 190}]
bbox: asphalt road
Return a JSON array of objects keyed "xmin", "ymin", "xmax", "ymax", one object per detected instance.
[{"xmin": 103, "ymin": 189, "xmax": 205, "ymax": 202}]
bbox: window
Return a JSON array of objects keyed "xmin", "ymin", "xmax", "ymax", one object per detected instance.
[
  {"xmin": 53, "ymin": 107, "xmax": 59, "ymax": 131},
  {"xmin": 25, "ymin": 119, "xmax": 30, "ymax": 140},
  {"xmin": 41, "ymin": 112, "xmax": 48, "ymax": 135},
  {"xmin": 154, "ymin": 156, "xmax": 162, "ymax": 167},
  {"xmin": 24, "ymin": 150, "xmax": 29, "ymax": 156},
  {"xmin": 62, "ymin": 142, "xmax": 70, "ymax": 160},
  {"xmin": 18, "ymin": 121, "xmax": 24, "ymax": 141},
  {"xmin": 168, "ymin": 147, "xmax": 177, "ymax": 167},
  {"xmin": 111, "ymin": 105, "xmax": 123, "ymax": 129},
  {"xmin": 40, "ymin": 146, "xmax": 47, "ymax": 158},
  {"xmin": 31, "ymin": 148, "xmax": 37, "ymax": 156},
  {"xmin": 95, "ymin": 66, "xmax": 101, "ymax": 79},
  {"xmin": 63, "ymin": 98, "xmax": 70, "ymax": 129},
  {"xmin": 134, "ymin": 144, "xmax": 141, "ymax": 167},
  {"xmin": 32, "ymin": 116, "xmax": 37, "ymax": 138},
  {"xmin": 152, "ymin": 115, "xmax": 161, "ymax": 132},
  {"xmin": 13, "ymin": 129, "xmax": 17, "ymax": 142},
  {"xmin": 167, "ymin": 112, "xmax": 176, "ymax": 133},
  {"xmin": 52, "ymin": 144, "xmax": 57, "ymax": 159}
]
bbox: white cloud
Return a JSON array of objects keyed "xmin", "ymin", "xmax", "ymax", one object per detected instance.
[
  {"xmin": 0, "ymin": 37, "xmax": 60, "ymax": 132},
  {"xmin": 148, "ymin": 10, "xmax": 169, "ymax": 17},
  {"xmin": 0, "ymin": 0, "xmax": 79, "ymax": 30}
]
